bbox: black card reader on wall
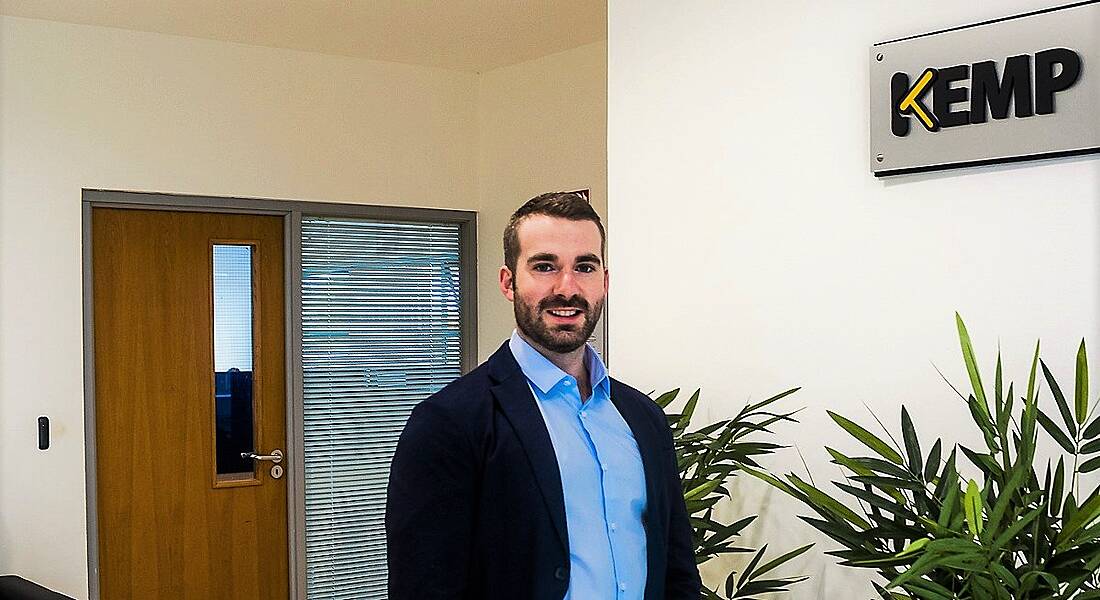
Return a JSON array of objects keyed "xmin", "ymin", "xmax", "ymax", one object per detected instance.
[{"xmin": 38, "ymin": 416, "xmax": 49, "ymax": 450}]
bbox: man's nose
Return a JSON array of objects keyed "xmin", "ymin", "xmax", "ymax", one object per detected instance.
[{"xmin": 552, "ymin": 269, "xmax": 581, "ymax": 297}]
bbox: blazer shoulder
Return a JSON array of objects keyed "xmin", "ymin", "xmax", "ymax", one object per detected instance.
[
  {"xmin": 414, "ymin": 361, "xmax": 494, "ymax": 423},
  {"xmin": 610, "ymin": 377, "xmax": 666, "ymax": 421}
]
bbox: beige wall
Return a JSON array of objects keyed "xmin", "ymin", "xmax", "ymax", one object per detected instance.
[
  {"xmin": 476, "ymin": 41, "xmax": 608, "ymax": 360},
  {"xmin": 608, "ymin": 1, "xmax": 1099, "ymax": 597},
  {"xmin": 0, "ymin": 15, "xmax": 606, "ymax": 599},
  {"xmin": 0, "ymin": 15, "xmax": 479, "ymax": 599}
]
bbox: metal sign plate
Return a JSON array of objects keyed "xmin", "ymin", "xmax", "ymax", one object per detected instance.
[{"xmin": 870, "ymin": 2, "xmax": 1099, "ymax": 177}]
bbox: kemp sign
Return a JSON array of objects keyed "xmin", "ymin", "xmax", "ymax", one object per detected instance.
[
  {"xmin": 869, "ymin": 2, "xmax": 1099, "ymax": 176},
  {"xmin": 891, "ymin": 48, "xmax": 1081, "ymax": 136}
]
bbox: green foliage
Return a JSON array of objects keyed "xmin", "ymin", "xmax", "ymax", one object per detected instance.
[
  {"xmin": 749, "ymin": 314, "xmax": 1100, "ymax": 599},
  {"xmin": 656, "ymin": 387, "xmax": 813, "ymax": 598}
]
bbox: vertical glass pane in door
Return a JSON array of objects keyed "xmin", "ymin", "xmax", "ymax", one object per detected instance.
[
  {"xmin": 301, "ymin": 217, "xmax": 462, "ymax": 599},
  {"xmin": 212, "ymin": 244, "xmax": 255, "ymax": 476}
]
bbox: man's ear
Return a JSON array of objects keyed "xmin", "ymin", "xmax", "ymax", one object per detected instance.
[{"xmin": 499, "ymin": 265, "xmax": 515, "ymax": 302}]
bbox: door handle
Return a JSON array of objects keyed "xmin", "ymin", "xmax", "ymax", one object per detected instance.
[{"xmin": 241, "ymin": 449, "xmax": 283, "ymax": 464}]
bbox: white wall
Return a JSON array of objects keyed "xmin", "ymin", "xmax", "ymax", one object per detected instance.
[
  {"xmin": 608, "ymin": 1, "xmax": 1100, "ymax": 597},
  {"xmin": 476, "ymin": 41, "xmax": 608, "ymax": 360},
  {"xmin": 0, "ymin": 16, "xmax": 479, "ymax": 598}
]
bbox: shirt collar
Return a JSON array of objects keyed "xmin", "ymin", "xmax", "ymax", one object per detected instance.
[{"xmin": 509, "ymin": 329, "xmax": 610, "ymax": 396}]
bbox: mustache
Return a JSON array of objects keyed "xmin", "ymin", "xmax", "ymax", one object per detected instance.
[{"xmin": 540, "ymin": 296, "xmax": 589, "ymax": 311}]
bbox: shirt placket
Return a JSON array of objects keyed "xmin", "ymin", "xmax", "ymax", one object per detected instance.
[{"xmin": 568, "ymin": 378, "xmax": 627, "ymax": 599}]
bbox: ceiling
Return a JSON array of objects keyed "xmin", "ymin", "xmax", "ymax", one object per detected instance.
[{"xmin": 0, "ymin": 0, "xmax": 607, "ymax": 72}]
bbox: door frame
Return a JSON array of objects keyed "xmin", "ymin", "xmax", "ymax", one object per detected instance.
[{"xmin": 81, "ymin": 189, "xmax": 478, "ymax": 600}]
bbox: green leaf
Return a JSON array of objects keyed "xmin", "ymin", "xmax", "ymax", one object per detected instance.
[
  {"xmin": 1037, "ymin": 409, "xmax": 1077, "ymax": 454},
  {"xmin": 1042, "ymin": 359, "xmax": 1078, "ymax": 438},
  {"xmin": 895, "ymin": 537, "xmax": 930, "ymax": 557},
  {"xmin": 901, "ymin": 407, "xmax": 922, "ymax": 476},
  {"xmin": 737, "ymin": 544, "xmax": 768, "ymax": 588},
  {"xmin": 924, "ymin": 439, "xmax": 942, "ymax": 483},
  {"xmin": 828, "ymin": 411, "xmax": 905, "ymax": 465},
  {"xmin": 786, "ymin": 474, "xmax": 871, "ymax": 529},
  {"xmin": 850, "ymin": 456, "xmax": 913, "ymax": 479},
  {"xmin": 1027, "ymin": 339, "xmax": 1041, "ymax": 403},
  {"xmin": 1077, "ymin": 340, "xmax": 1090, "ymax": 425},
  {"xmin": 990, "ymin": 561, "xmax": 1020, "ymax": 589},
  {"xmin": 1064, "ymin": 492, "xmax": 1079, "ymax": 529},
  {"xmin": 937, "ymin": 474, "xmax": 961, "ymax": 530},
  {"xmin": 1084, "ymin": 416, "xmax": 1100, "ymax": 441},
  {"xmin": 889, "ymin": 539, "xmax": 977, "ymax": 591},
  {"xmin": 742, "ymin": 466, "xmax": 801, "ymax": 499},
  {"xmin": 995, "ymin": 352, "xmax": 1003, "ymax": 413},
  {"xmin": 850, "ymin": 475, "xmax": 925, "ymax": 491},
  {"xmin": 675, "ymin": 389, "xmax": 701, "ymax": 431},
  {"xmin": 1060, "ymin": 490, "xmax": 1100, "ymax": 546},
  {"xmin": 957, "ymin": 314, "xmax": 991, "ymax": 421},
  {"xmin": 742, "ymin": 387, "xmax": 801, "ymax": 414},
  {"xmin": 748, "ymin": 543, "xmax": 814, "ymax": 580},
  {"xmin": 964, "ymin": 478, "xmax": 983, "ymax": 537},
  {"xmin": 959, "ymin": 445, "xmax": 1002, "ymax": 480},
  {"xmin": 653, "ymin": 388, "xmax": 680, "ymax": 409},
  {"xmin": 1060, "ymin": 552, "xmax": 1100, "ymax": 598},
  {"xmin": 1081, "ymin": 456, "xmax": 1100, "ymax": 473},
  {"xmin": 723, "ymin": 571, "xmax": 736, "ymax": 598},
  {"xmin": 797, "ymin": 515, "xmax": 863, "ymax": 550},
  {"xmin": 903, "ymin": 577, "xmax": 957, "ymax": 600},
  {"xmin": 684, "ymin": 479, "xmax": 722, "ymax": 501},
  {"xmin": 733, "ymin": 577, "xmax": 808, "ymax": 598},
  {"xmin": 990, "ymin": 507, "xmax": 1042, "ymax": 551},
  {"xmin": 826, "ymin": 447, "xmax": 874, "ymax": 477},
  {"xmin": 983, "ymin": 461, "xmax": 1026, "ymax": 541},
  {"xmin": 1052, "ymin": 457, "xmax": 1066, "ymax": 516},
  {"xmin": 834, "ymin": 482, "xmax": 913, "ymax": 519},
  {"xmin": 967, "ymin": 395, "xmax": 1001, "ymax": 454}
]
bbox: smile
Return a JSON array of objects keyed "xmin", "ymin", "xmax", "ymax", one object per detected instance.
[{"xmin": 546, "ymin": 309, "xmax": 581, "ymax": 317}]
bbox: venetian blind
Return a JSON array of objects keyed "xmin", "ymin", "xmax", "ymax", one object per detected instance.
[{"xmin": 301, "ymin": 216, "xmax": 463, "ymax": 599}]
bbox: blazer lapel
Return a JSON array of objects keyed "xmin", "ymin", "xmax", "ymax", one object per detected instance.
[
  {"xmin": 488, "ymin": 342, "xmax": 569, "ymax": 552},
  {"xmin": 609, "ymin": 379, "xmax": 664, "ymax": 523}
]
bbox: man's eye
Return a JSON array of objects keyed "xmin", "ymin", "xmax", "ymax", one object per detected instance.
[
  {"xmin": 533, "ymin": 263, "xmax": 555, "ymax": 272},
  {"xmin": 576, "ymin": 264, "xmax": 597, "ymax": 273}
]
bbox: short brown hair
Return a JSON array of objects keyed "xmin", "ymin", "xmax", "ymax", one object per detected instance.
[{"xmin": 503, "ymin": 192, "xmax": 606, "ymax": 275}]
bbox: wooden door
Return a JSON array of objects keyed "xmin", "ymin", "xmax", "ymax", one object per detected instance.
[{"xmin": 92, "ymin": 208, "xmax": 287, "ymax": 599}]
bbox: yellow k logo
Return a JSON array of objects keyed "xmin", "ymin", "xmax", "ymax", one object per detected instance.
[{"xmin": 897, "ymin": 68, "xmax": 939, "ymax": 132}]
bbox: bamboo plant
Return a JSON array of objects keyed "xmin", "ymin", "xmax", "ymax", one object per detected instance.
[
  {"xmin": 749, "ymin": 315, "xmax": 1100, "ymax": 599},
  {"xmin": 657, "ymin": 387, "xmax": 813, "ymax": 598}
]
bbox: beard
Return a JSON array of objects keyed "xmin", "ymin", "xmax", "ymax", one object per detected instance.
[{"xmin": 513, "ymin": 287, "xmax": 604, "ymax": 354}]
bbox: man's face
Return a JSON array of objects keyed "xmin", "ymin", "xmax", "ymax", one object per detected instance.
[{"xmin": 500, "ymin": 215, "xmax": 608, "ymax": 354}]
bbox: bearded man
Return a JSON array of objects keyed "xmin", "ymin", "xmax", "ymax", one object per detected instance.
[{"xmin": 386, "ymin": 192, "xmax": 701, "ymax": 599}]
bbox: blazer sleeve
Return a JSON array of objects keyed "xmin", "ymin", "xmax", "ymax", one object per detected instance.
[
  {"xmin": 386, "ymin": 400, "xmax": 478, "ymax": 599},
  {"xmin": 660, "ymin": 411, "xmax": 704, "ymax": 598}
]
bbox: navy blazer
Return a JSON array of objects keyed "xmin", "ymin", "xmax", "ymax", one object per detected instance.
[{"xmin": 385, "ymin": 341, "xmax": 702, "ymax": 599}]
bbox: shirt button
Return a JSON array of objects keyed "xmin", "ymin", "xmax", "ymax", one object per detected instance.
[
  {"xmin": 563, "ymin": 380, "xmax": 572, "ymax": 386},
  {"xmin": 610, "ymin": 522, "xmax": 617, "ymax": 531},
  {"xmin": 554, "ymin": 566, "xmax": 567, "ymax": 580},
  {"xmin": 619, "ymin": 583, "xmax": 626, "ymax": 591},
  {"xmin": 601, "ymin": 463, "xmax": 608, "ymax": 471},
  {"xmin": 580, "ymin": 411, "xmax": 587, "ymax": 418}
]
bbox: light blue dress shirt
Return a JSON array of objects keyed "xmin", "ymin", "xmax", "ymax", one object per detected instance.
[{"xmin": 509, "ymin": 330, "xmax": 648, "ymax": 600}]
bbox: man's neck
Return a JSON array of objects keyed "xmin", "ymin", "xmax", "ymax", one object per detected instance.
[{"xmin": 517, "ymin": 330, "xmax": 590, "ymax": 395}]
